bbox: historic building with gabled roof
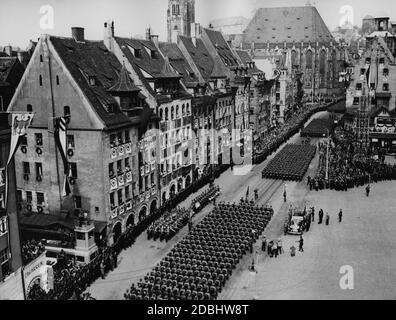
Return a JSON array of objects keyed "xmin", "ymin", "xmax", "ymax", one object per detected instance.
[
  {"xmin": 241, "ymin": 5, "xmax": 346, "ymax": 104},
  {"xmin": 7, "ymin": 27, "xmax": 160, "ymax": 245},
  {"xmin": 103, "ymin": 22, "xmax": 194, "ymax": 203}
]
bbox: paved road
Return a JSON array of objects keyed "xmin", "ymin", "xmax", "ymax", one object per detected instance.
[
  {"xmin": 219, "ymin": 139, "xmax": 396, "ymax": 300},
  {"xmin": 86, "ymin": 111, "xmax": 329, "ymax": 300}
]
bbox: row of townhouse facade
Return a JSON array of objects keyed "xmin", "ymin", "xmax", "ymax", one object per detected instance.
[{"xmin": 7, "ymin": 21, "xmax": 273, "ymax": 244}]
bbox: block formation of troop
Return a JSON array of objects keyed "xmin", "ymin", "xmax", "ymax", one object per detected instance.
[{"xmin": 124, "ymin": 201, "xmax": 274, "ymax": 300}]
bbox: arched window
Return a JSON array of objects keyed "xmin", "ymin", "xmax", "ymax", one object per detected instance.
[
  {"xmin": 171, "ymin": 106, "xmax": 174, "ymax": 120},
  {"xmin": 165, "ymin": 107, "xmax": 169, "ymax": 120},
  {"xmin": 186, "ymin": 103, "xmax": 190, "ymax": 114},
  {"xmin": 305, "ymin": 50, "xmax": 313, "ymax": 70},
  {"xmin": 291, "ymin": 50, "xmax": 298, "ymax": 67},
  {"xmin": 182, "ymin": 104, "xmax": 185, "ymax": 116},
  {"xmin": 319, "ymin": 50, "xmax": 326, "ymax": 75},
  {"xmin": 160, "ymin": 108, "xmax": 163, "ymax": 120},
  {"xmin": 39, "ymin": 75, "xmax": 43, "ymax": 86},
  {"xmin": 176, "ymin": 105, "xmax": 179, "ymax": 118},
  {"xmin": 27, "ymin": 104, "xmax": 33, "ymax": 112},
  {"xmin": 176, "ymin": 4, "xmax": 180, "ymax": 15},
  {"xmin": 172, "ymin": 4, "xmax": 175, "ymax": 15}
]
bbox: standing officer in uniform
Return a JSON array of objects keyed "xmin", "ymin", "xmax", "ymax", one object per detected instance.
[
  {"xmin": 325, "ymin": 212, "xmax": 330, "ymax": 226},
  {"xmin": 297, "ymin": 236, "xmax": 304, "ymax": 252},
  {"xmin": 318, "ymin": 209, "xmax": 324, "ymax": 224},
  {"xmin": 338, "ymin": 209, "xmax": 343, "ymax": 223}
]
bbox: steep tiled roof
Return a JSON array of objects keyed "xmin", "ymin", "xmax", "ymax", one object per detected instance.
[
  {"xmin": 210, "ymin": 53, "xmax": 228, "ymax": 79},
  {"xmin": 178, "ymin": 36, "xmax": 215, "ymax": 81},
  {"xmin": 108, "ymin": 62, "xmax": 140, "ymax": 93},
  {"xmin": 203, "ymin": 28, "xmax": 239, "ymax": 67},
  {"xmin": 158, "ymin": 42, "xmax": 198, "ymax": 86},
  {"xmin": 0, "ymin": 57, "xmax": 17, "ymax": 84},
  {"xmin": 115, "ymin": 37, "xmax": 190, "ymax": 103},
  {"xmin": 235, "ymin": 50, "xmax": 263, "ymax": 74},
  {"xmin": 50, "ymin": 36, "xmax": 133, "ymax": 129},
  {"xmin": 243, "ymin": 6, "xmax": 334, "ymax": 44},
  {"xmin": 158, "ymin": 56, "xmax": 182, "ymax": 79}
]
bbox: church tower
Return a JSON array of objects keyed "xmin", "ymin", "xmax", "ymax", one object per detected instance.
[{"xmin": 167, "ymin": 0, "xmax": 195, "ymax": 43}]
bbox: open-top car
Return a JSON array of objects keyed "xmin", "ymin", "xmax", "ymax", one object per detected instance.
[{"xmin": 288, "ymin": 215, "xmax": 304, "ymax": 235}]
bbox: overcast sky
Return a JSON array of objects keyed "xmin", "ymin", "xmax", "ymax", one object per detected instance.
[{"xmin": 0, "ymin": 0, "xmax": 394, "ymax": 49}]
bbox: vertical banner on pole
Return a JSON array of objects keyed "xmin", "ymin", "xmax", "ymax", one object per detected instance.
[{"xmin": 5, "ymin": 113, "xmax": 34, "ymax": 206}]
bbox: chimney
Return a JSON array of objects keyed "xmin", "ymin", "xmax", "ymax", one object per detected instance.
[
  {"xmin": 4, "ymin": 45, "xmax": 12, "ymax": 57},
  {"xmin": 145, "ymin": 27, "xmax": 151, "ymax": 41},
  {"xmin": 104, "ymin": 21, "xmax": 114, "ymax": 51},
  {"xmin": 72, "ymin": 27, "xmax": 85, "ymax": 42},
  {"xmin": 150, "ymin": 34, "xmax": 159, "ymax": 48}
]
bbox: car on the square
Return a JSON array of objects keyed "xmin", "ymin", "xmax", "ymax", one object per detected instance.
[{"xmin": 288, "ymin": 215, "xmax": 304, "ymax": 235}]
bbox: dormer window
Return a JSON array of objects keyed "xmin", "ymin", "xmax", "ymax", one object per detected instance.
[
  {"xmin": 151, "ymin": 50, "xmax": 159, "ymax": 59},
  {"xmin": 379, "ymin": 57, "xmax": 385, "ymax": 64},
  {"xmin": 365, "ymin": 57, "xmax": 371, "ymax": 64},
  {"xmin": 383, "ymin": 68, "xmax": 389, "ymax": 76},
  {"xmin": 133, "ymin": 48, "xmax": 142, "ymax": 58},
  {"xmin": 356, "ymin": 83, "xmax": 362, "ymax": 90},
  {"xmin": 107, "ymin": 104, "xmax": 115, "ymax": 113}
]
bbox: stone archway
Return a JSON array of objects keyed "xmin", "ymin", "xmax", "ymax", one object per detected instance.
[
  {"xmin": 126, "ymin": 213, "xmax": 135, "ymax": 228},
  {"xmin": 113, "ymin": 221, "xmax": 122, "ymax": 243},
  {"xmin": 185, "ymin": 175, "xmax": 191, "ymax": 188},
  {"xmin": 139, "ymin": 206, "xmax": 147, "ymax": 222},
  {"xmin": 177, "ymin": 178, "xmax": 183, "ymax": 192},
  {"xmin": 170, "ymin": 184, "xmax": 176, "ymax": 198},
  {"xmin": 150, "ymin": 199, "xmax": 157, "ymax": 215}
]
